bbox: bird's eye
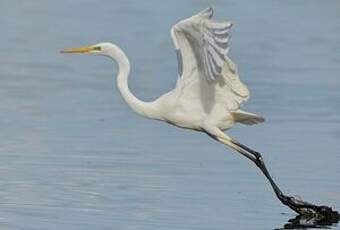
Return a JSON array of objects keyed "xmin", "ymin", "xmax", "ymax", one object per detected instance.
[{"xmin": 93, "ymin": 46, "xmax": 101, "ymax": 51}]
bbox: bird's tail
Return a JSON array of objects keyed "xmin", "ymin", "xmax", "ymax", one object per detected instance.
[{"xmin": 232, "ymin": 110, "xmax": 265, "ymax": 125}]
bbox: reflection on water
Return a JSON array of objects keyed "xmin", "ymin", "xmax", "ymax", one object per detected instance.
[
  {"xmin": 280, "ymin": 214, "xmax": 339, "ymax": 229},
  {"xmin": 0, "ymin": 0, "xmax": 340, "ymax": 229}
]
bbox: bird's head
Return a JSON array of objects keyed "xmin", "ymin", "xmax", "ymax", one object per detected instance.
[{"xmin": 61, "ymin": 42, "xmax": 119, "ymax": 57}]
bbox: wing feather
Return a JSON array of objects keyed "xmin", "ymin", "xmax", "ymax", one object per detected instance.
[
  {"xmin": 170, "ymin": 7, "xmax": 250, "ymax": 109},
  {"xmin": 202, "ymin": 19, "xmax": 232, "ymax": 82},
  {"xmin": 207, "ymin": 54, "xmax": 219, "ymax": 76}
]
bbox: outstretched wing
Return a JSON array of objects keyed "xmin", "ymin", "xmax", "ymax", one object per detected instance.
[{"xmin": 171, "ymin": 7, "xmax": 249, "ymax": 110}]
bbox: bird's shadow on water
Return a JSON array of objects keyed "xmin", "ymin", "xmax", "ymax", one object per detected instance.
[{"xmin": 276, "ymin": 214, "xmax": 339, "ymax": 229}]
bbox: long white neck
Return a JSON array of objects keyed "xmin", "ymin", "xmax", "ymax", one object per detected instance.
[{"xmin": 106, "ymin": 45, "xmax": 159, "ymax": 119}]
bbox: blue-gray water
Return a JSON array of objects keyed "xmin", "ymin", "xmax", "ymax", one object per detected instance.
[{"xmin": 0, "ymin": 1, "xmax": 340, "ymax": 229}]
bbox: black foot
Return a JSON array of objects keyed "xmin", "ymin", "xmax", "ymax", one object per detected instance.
[{"xmin": 278, "ymin": 193, "xmax": 340, "ymax": 221}]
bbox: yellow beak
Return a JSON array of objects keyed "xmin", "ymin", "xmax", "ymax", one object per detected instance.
[{"xmin": 60, "ymin": 45, "xmax": 95, "ymax": 54}]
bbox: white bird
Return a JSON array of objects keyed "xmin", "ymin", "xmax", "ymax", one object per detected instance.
[{"xmin": 61, "ymin": 7, "xmax": 338, "ymax": 218}]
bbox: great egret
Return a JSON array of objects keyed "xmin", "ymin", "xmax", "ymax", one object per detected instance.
[{"xmin": 61, "ymin": 7, "xmax": 339, "ymax": 219}]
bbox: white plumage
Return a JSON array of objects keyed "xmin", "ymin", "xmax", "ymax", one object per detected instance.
[{"xmin": 61, "ymin": 6, "xmax": 264, "ymax": 154}]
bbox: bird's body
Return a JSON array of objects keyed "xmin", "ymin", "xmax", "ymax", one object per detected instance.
[
  {"xmin": 155, "ymin": 66, "xmax": 255, "ymax": 132},
  {"xmin": 62, "ymin": 7, "xmax": 263, "ymax": 135},
  {"xmin": 61, "ymin": 6, "xmax": 339, "ymax": 219}
]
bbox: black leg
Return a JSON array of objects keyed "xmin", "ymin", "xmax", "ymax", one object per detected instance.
[{"xmin": 230, "ymin": 139, "xmax": 340, "ymax": 220}]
